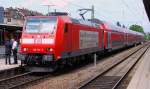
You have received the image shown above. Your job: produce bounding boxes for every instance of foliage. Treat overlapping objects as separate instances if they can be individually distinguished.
[145,33,150,40]
[129,25,144,33]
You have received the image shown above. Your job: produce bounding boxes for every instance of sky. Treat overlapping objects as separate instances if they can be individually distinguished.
[0,0,150,32]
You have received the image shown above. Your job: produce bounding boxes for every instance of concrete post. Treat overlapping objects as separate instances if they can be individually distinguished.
[94,53,97,67]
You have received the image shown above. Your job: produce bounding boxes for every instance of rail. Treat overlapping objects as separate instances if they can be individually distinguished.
[77,43,150,89]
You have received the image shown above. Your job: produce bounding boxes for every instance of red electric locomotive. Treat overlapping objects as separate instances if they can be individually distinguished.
[18,15,144,72]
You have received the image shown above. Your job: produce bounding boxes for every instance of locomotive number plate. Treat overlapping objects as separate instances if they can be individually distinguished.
[34,39,42,44]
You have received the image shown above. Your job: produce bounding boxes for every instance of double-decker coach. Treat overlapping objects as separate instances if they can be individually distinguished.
[102,22,126,51]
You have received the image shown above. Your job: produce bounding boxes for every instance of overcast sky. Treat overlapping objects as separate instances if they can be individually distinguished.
[0,0,150,32]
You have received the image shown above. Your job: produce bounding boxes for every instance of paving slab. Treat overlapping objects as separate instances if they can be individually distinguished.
[127,48,150,89]
[0,57,21,71]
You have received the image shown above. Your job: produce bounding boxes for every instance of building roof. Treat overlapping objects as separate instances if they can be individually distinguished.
[5,7,43,20]
[0,24,22,32]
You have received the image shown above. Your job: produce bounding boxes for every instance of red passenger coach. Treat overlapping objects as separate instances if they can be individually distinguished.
[136,32,144,44]
[18,16,104,72]
[126,29,144,46]
[102,22,126,51]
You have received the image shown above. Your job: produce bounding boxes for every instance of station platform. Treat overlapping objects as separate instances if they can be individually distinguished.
[127,47,150,89]
[0,57,21,71]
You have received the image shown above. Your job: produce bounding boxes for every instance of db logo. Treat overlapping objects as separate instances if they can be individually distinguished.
[34,39,42,44]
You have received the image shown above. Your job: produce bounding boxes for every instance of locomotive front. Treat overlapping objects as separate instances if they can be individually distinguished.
[18,16,59,72]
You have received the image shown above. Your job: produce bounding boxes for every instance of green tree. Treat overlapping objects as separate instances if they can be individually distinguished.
[129,25,144,33]
[145,33,150,40]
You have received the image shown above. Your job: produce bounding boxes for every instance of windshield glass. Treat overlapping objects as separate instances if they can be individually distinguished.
[25,17,57,33]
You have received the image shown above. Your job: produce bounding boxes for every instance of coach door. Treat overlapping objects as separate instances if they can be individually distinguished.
[107,32,111,49]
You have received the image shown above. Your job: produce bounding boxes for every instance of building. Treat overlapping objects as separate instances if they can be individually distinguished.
[0,7,43,45]
[4,7,24,26]
[0,7,4,23]
[0,7,5,45]
[4,7,43,26]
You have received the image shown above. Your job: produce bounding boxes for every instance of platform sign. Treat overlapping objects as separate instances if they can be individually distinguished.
[0,7,4,23]
[80,30,98,49]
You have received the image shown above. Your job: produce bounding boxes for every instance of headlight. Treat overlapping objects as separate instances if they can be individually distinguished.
[46,48,53,52]
[50,48,53,51]
[23,48,28,51]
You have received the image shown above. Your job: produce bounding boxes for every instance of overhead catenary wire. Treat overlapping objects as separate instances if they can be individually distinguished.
[134,0,148,21]
[60,0,146,27]
[120,0,144,24]
[61,0,117,21]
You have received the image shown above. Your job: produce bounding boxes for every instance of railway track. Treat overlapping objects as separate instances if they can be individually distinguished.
[0,43,148,89]
[0,71,52,89]
[77,43,150,89]
[0,67,26,80]
[0,65,51,89]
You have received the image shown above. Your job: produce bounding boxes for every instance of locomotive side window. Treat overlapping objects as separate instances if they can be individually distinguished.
[64,23,68,33]
[25,17,57,34]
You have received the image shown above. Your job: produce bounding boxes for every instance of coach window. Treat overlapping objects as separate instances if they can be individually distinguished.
[7,18,11,22]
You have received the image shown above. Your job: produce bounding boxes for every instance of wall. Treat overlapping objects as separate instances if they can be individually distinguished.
[4,18,24,26]
[0,7,4,23]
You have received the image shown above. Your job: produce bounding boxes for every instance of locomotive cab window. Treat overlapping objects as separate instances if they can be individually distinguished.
[25,17,57,34]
